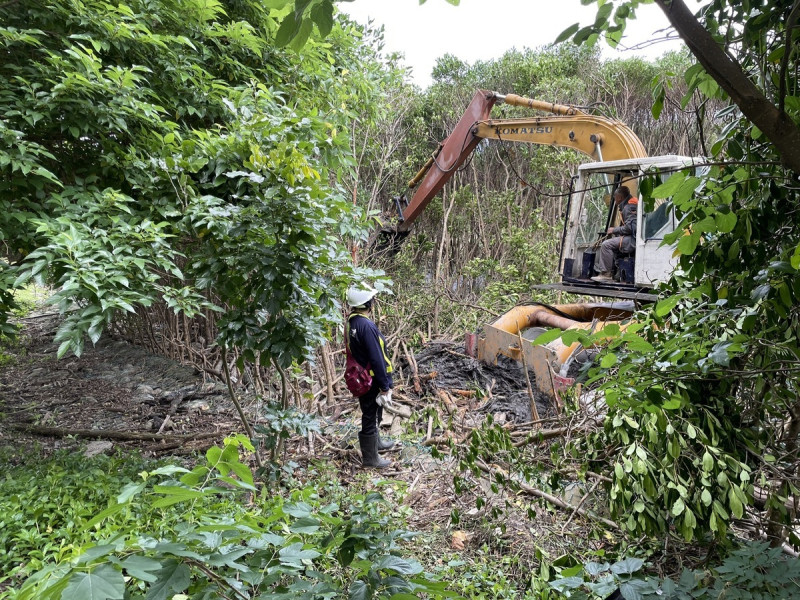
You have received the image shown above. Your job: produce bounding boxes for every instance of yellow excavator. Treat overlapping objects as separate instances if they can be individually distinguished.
[390,89,702,402]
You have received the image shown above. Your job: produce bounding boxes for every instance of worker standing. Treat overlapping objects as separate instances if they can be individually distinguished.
[592,185,638,282]
[346,285,395,469]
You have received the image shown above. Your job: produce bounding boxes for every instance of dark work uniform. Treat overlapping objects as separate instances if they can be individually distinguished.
[347,312,393,436]
[596,196,638,274]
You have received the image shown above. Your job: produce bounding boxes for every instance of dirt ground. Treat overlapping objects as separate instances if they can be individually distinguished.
[0,309,239,456]
[0,308,610,571]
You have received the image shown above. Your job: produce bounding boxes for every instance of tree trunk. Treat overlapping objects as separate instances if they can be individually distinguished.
[655,0,800,173]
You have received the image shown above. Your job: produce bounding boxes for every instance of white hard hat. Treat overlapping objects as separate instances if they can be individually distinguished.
[346,285,379,308]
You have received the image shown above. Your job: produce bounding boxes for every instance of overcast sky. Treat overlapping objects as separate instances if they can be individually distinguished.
[339,0,686,88]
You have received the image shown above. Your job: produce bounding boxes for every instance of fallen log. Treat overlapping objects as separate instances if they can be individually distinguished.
[436,389,457,415]
[9,423,224,442]
[385,402,412,419]
[511,426,578,447]
[423,425,573,449]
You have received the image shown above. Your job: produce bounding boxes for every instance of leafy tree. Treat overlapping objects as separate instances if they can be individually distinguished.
[559,0,800,546]
[1,1,388,368]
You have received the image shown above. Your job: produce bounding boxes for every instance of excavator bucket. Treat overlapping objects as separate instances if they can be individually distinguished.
[476,302,635,403]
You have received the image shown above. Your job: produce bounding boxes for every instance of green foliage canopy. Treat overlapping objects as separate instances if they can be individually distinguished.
[1,0,387,364]
[561,0,800,546]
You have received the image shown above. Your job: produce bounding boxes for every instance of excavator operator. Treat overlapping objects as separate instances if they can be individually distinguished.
[591,185,638,283]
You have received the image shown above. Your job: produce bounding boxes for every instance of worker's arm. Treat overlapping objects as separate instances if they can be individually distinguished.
[361,324,393,391]
[611,202,637,237]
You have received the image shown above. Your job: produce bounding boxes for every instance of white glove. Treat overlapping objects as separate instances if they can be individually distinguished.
[375,389,393,409]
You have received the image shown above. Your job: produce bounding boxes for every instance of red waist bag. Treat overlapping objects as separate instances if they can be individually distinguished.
[344,346,372,397]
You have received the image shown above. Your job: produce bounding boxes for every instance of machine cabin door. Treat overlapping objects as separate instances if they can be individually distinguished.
[634,197,677,286]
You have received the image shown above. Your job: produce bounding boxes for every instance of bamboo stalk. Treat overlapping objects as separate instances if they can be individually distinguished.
[402,341,422,394]
[320,343,336,415]
[476,461,619,530]
[517,326,540,422]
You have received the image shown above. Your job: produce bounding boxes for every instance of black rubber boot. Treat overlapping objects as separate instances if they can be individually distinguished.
[377,434,395,452]
[376,411,395,451]
[359,433,390,468]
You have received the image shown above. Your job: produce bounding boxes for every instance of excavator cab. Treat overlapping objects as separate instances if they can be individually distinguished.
[477,155,703,404]
[549,155,701,301]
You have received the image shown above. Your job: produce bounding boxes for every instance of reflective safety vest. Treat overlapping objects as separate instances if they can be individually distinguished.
[347,313,393,390]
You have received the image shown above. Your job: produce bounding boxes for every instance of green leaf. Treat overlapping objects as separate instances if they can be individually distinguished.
[206,445,222,466]
[349,580,369,600]
[610,557,644,575]
[715,210,737,233]
[728,487,744,518]
[708,342,731,367]
[672,497,685,516]
[290,517,321,534]
[310,2,334,37]
[278,542,321,566]
[145,560,190,600]
[149,465,190,476]
[676,231,701,255]
[791,243,800,269]
[151,486,205,507]
[62,565,125,600]
[619,579,653,600]
[83,502,127,530]
[288,17,313,51]
[122,556,163,583]
[555,23,580,43]
[585,561,611,576]
[600,353,618,368]
[550,577,586,592]
[375,555,423,575]
[654,295,679,317]
[560,329,586,345]
[283,502,313,518]
[274,12,298,47]
[531,328,562,346]
[117,482,145,503]
[652,172,688,198]
[651,80,665,120]
[702,451,714,472]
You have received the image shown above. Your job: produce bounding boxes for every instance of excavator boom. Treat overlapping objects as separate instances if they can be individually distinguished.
[474,115,646,162]
[396,90,497,232]
[395,89,646,233]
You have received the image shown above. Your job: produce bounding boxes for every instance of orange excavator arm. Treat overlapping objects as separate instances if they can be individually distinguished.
[394,89,647,233]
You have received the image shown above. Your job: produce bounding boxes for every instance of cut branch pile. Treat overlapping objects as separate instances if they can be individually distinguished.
[405,341,551,423]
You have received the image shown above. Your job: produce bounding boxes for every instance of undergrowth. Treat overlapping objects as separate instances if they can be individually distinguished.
[0,285,46,365]
[0,446,176,594]
[0,438,461,600]
[2,439,797,600]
